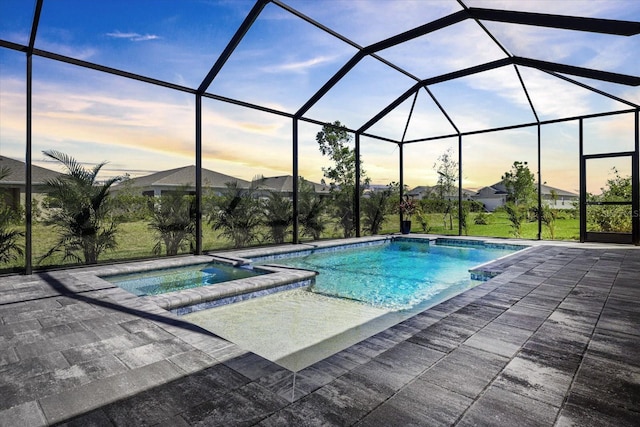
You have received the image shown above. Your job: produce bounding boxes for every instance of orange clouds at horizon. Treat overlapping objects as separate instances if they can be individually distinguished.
[1,75,636,191]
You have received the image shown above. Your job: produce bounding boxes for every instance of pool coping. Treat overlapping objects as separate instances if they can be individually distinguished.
[83,255,317,313]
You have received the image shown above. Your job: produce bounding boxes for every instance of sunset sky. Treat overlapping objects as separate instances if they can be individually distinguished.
[1,0,639,193]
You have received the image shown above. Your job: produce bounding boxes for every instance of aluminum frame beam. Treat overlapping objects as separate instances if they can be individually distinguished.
[513,57,640,86]
[468,7,640,36]
[198,0,269,93]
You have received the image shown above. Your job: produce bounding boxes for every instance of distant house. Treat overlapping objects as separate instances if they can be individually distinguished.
[473,183,509,212]
[540,184,579,209]
[113,165,251,197]
[253,175,330,198]
[407,185,475,201]
[0,155,62,210]
[407,186,435,200]
[113,169,330,201]
[472,181,578,212]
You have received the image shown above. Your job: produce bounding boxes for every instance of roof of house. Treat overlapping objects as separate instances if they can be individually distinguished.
[407,186,434,196]
[408,185,475,197]
[476,181,578,197]
[116,165,251,189]
[475,182,509,196]
[0,155,62,185]
[540,184,578,197]
[255,175,330,194]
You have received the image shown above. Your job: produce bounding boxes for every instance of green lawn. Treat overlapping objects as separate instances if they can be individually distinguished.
[1,212,580,273]
[380,212,580,241]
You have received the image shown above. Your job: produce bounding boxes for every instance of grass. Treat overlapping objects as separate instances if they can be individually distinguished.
[380,212,580,241]
[1,212,580,273]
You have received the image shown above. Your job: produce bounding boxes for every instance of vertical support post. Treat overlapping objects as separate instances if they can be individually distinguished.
[24,0,42,274]
[194,94,203,255]
[458,134,463,236]
[292,118,299,244]
[354,132,361,237]
[579,119,586,243]
[633,110,639,245]
[399,143,404,226]
[537,123,542,240]
[25,54,33,274]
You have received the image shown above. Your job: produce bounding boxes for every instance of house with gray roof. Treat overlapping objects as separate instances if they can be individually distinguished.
[0,155,62,211]
[113,165,251,197]
[473,181,578,212]
[253,175,330,197]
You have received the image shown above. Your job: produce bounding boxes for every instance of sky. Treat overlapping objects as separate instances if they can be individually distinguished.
[1,0,639,193]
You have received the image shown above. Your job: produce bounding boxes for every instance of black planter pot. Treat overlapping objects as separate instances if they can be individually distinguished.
[401,220,412,234]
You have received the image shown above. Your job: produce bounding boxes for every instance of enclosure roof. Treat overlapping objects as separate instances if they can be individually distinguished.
[1,0,638,142]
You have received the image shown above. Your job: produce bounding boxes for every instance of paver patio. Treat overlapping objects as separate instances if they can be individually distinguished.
[1,239,639,426]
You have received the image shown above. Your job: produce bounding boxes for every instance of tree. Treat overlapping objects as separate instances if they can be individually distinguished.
[502,161,536,207]
[148,189,195,256]
[587,167,632,232]
[316,121,369,237]
[0,166,24,264]
[208,181,261,248]
[434,148,458,230]
[500,161,536,237]
[298,179,326,240]
[39,150,121,264]
[262,190,293,244]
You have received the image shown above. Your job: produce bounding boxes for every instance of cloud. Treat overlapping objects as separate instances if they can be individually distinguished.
[261,55,337,74]
[106,31,160,42]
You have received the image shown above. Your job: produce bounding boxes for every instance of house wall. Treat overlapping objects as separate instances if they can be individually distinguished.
[475,196,506,212]
[544,196,578,210]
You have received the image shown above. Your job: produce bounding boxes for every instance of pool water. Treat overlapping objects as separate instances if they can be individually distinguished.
[105,262,265,296]
[260,240,517,310]
[183,239,523,371]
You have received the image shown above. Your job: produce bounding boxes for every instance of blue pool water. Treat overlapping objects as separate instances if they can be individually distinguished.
[105,262,265,296]
[262,240,520,310]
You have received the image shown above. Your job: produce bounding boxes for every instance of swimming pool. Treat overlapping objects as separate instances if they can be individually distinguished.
[104,262,266,296]
[255,239,518,310]
[183,237,526,371]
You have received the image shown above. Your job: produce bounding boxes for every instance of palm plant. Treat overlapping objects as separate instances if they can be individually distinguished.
[331,185,359,238]
[503,202,525,238]
[0,167,24,264]
[362,188,391,235]
[262,190,292,244]
[298,179,326,240]
[148,189,195,256]
[39,150,121,265]
[208,182,261,248]
[538,205,557,239]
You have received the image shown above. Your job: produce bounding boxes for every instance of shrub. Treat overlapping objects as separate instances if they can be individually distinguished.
[503,202,526,238]
[474,211,489,225]
[148,190,195,256]
[262,191,293,244]
[415,210,430,233]
[208,182,261,248]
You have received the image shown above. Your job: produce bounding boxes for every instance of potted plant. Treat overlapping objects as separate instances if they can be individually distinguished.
[399,195,417,234]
